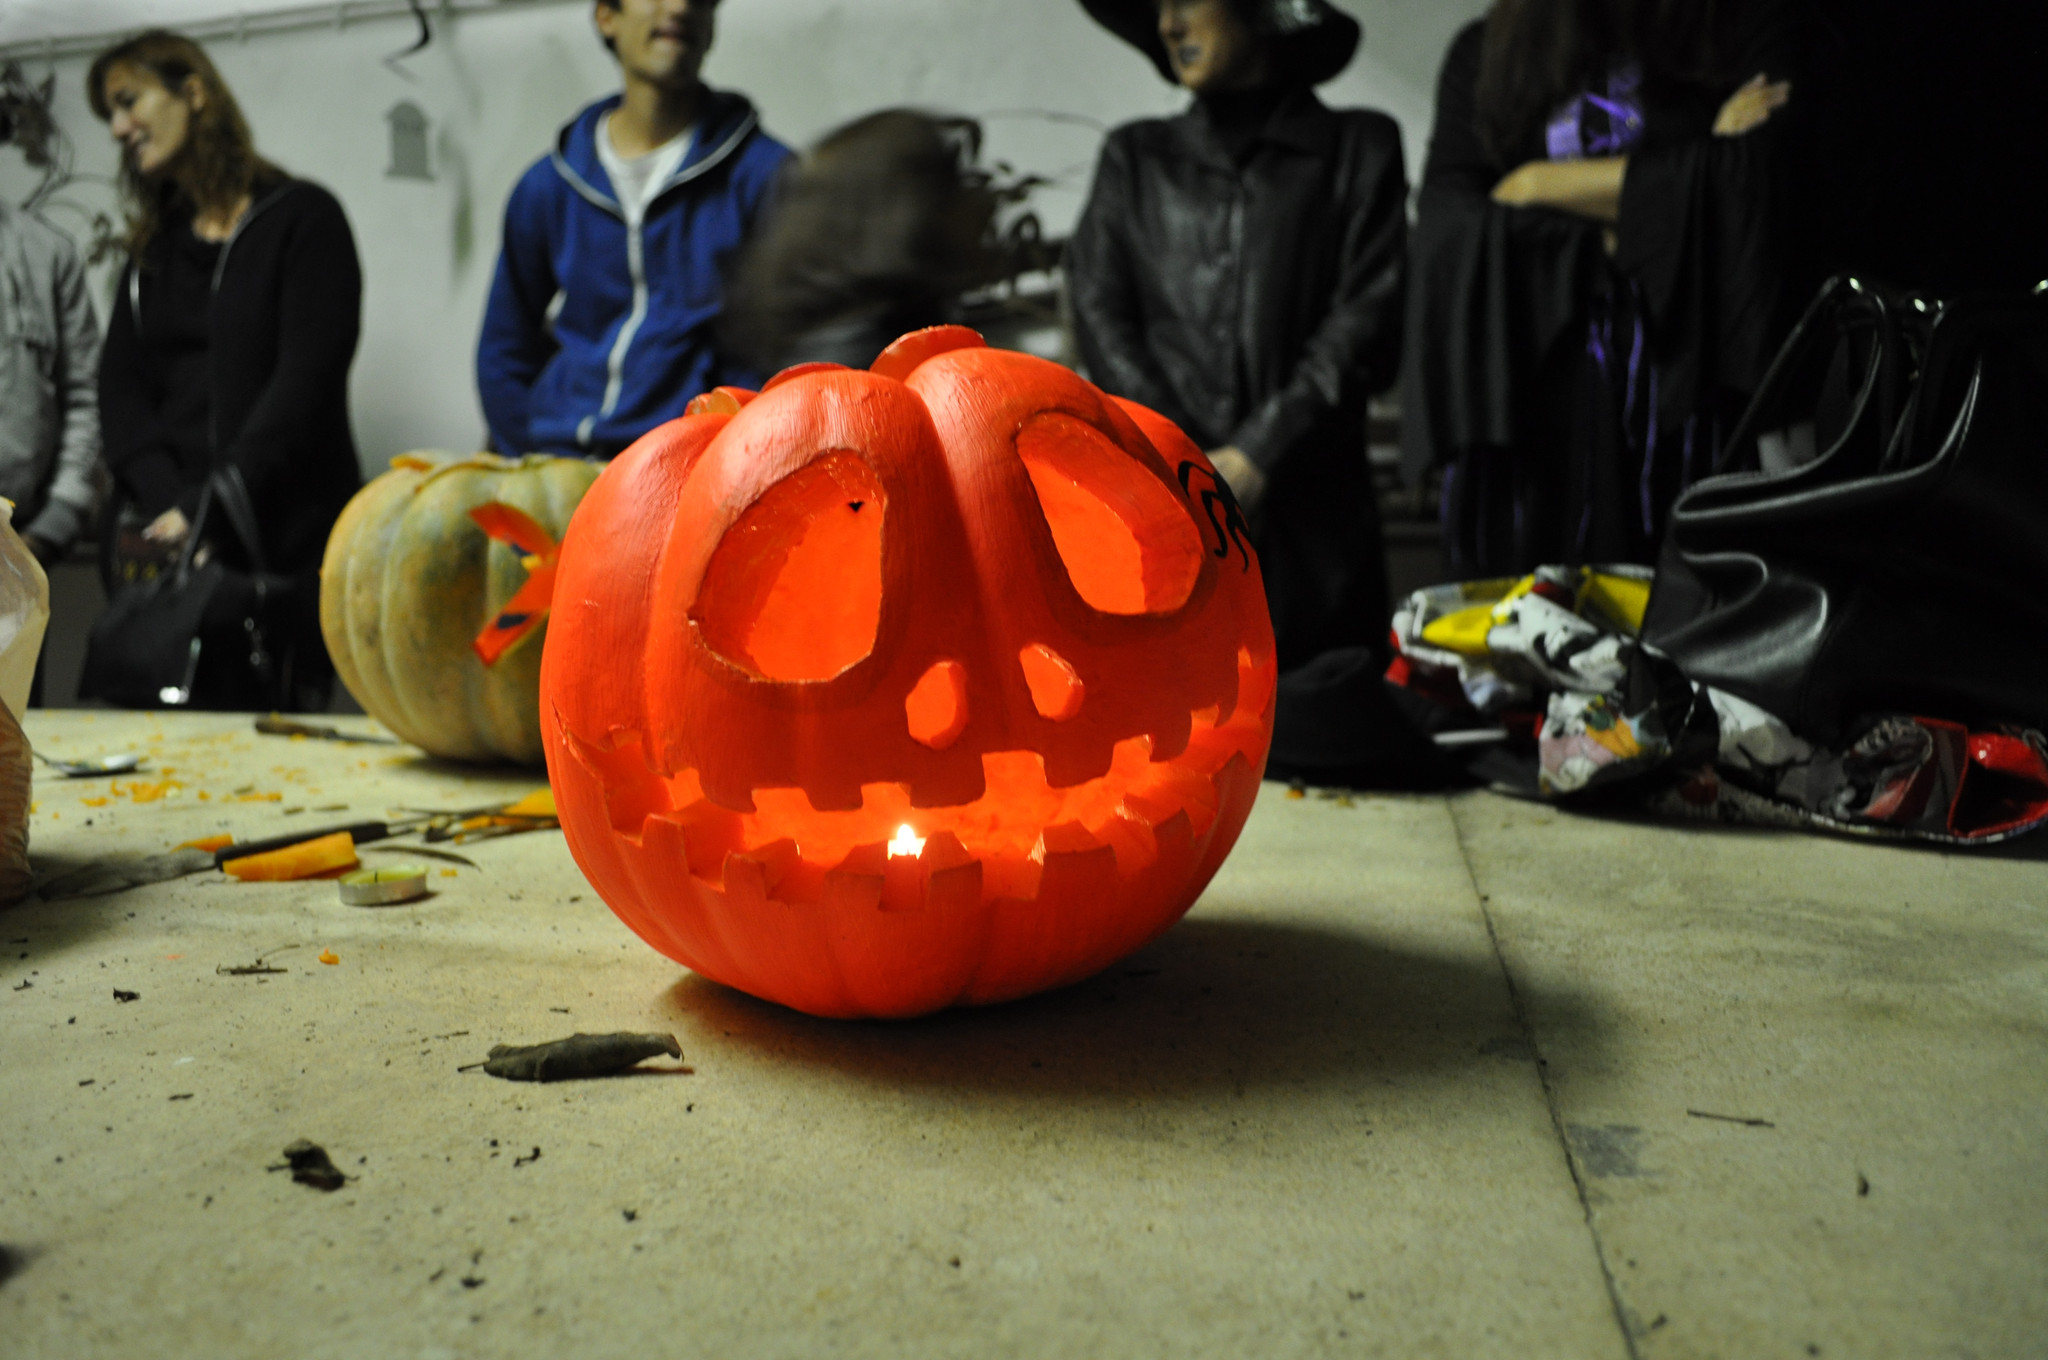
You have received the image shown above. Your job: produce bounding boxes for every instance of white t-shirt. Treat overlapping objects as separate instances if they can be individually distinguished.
[596,113,694,227]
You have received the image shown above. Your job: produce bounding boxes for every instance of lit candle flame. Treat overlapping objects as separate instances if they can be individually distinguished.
[887,823,925,858]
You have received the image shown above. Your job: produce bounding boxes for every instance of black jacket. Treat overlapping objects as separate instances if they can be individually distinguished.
[100,175,362,573]
[1403,10,1801,488]
[1068,88,1407,669]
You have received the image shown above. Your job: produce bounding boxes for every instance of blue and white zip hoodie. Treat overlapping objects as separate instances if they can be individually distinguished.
[477,89,790,457]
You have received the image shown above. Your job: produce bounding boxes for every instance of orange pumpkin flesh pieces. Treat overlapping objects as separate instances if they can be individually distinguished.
[223,831,361,881]
[540,328,1277,1019]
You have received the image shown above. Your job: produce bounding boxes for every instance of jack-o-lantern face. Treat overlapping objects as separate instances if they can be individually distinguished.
[540,327,1276,1018]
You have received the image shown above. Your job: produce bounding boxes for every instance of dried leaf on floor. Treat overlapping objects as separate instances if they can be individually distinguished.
[269,1139,347,1191]
[463,1032,683,1082]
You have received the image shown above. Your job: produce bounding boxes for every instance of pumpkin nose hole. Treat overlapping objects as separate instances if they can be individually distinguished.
[1017,412,1201,616]
[906,659,969,750]
[1019,643,1084,722]
[692,450,883,682]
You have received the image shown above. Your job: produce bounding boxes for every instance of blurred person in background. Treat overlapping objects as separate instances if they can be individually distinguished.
[3,61,100,590]
[0,199,99,577]
[89,29,361,709]
[1066,0,1406,677]
[1402,0,1797,576]
[477,0,790,459]
[722,109,1001,374]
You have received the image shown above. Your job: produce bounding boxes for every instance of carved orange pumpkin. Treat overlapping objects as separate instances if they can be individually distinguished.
[539,328,1276,1018]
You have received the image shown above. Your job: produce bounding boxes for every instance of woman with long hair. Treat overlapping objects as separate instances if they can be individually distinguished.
[1402,0,1799,575]
[87,30,361,709]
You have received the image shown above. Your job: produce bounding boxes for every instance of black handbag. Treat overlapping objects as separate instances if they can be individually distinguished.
[80,469,300,710]
[1642,277,2048,744]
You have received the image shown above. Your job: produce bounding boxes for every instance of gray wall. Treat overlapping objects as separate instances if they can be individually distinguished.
[0,0,1484,476]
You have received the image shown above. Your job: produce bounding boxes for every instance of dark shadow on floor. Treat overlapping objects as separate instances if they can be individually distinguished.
[375,753,548,787]
[5,855,242,960]
[660,913,1605,1101]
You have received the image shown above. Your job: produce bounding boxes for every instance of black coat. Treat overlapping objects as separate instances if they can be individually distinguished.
[100,175,362,574]
[1068,88,1407,671]
[1401,9,1800,571]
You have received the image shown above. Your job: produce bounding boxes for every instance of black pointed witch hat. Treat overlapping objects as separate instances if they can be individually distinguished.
[1078,0,1362,87]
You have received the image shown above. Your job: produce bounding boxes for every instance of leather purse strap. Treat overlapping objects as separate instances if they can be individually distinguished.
[1714,275,1892,475]
[207,466,273,577]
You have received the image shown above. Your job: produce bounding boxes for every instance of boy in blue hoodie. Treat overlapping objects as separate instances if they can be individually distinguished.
[477,0,791,458]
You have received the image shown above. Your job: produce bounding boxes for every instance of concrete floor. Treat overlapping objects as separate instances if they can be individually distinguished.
[3,711,2044,1359]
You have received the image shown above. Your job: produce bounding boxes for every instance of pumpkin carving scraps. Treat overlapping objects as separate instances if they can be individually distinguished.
[540,327,1277,1019]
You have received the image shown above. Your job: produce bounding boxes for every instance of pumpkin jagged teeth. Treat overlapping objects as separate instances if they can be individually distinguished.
[594,687,1258,911]
[1115,789,1188,832]
[728,838,799,894]
[1096,808,1161,873]
[1035,820,1106,860]
[1148,806,1198,878]
[557,723,672,837]
[719,850,774,909]
[578,746,1220,992]
[830,842,890,877]
[1144,706,1196,763]
[639,802,742,882]
[1017,831,1122,927]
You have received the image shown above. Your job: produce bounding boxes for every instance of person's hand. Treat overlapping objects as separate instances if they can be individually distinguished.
[1207,446,1267,513]
[1492,157,1626,221]
[1714,73,1790,137]
[142,507,191,544]
[1490,161,1545,207]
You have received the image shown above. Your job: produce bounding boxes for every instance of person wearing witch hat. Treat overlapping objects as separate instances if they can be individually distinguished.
[1067,0,1405,679]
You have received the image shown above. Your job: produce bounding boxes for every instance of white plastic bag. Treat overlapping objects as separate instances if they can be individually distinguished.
[0,500,51,903]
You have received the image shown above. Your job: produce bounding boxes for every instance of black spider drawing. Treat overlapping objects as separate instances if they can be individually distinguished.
[1177,459,1254,571]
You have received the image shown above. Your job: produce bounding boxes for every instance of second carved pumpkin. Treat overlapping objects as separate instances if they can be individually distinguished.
[320,453,598,764]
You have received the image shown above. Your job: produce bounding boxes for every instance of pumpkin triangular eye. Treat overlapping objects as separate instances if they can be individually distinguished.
[691,450,884,681]
[1016,413,1201,616]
